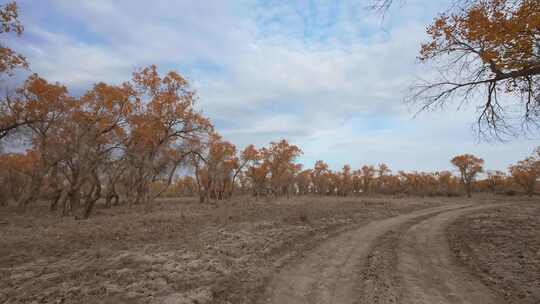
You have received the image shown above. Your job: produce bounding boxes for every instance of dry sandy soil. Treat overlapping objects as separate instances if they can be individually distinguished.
[262,198,536,304]
[448,202,540,304]
[0,195,536,304]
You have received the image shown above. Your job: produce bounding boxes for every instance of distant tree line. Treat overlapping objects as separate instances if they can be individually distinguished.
[160,148,540,200]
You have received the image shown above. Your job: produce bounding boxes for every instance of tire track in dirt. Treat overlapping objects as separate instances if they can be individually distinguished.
[396,204,508,304]
[355,212,443,304]
[262,204,469,304]
[356,203,512,304]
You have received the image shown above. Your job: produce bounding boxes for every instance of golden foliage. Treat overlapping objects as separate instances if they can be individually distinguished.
[0,2,27,75]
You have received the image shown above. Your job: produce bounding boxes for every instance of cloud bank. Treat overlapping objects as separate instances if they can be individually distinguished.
[9,0,538,172]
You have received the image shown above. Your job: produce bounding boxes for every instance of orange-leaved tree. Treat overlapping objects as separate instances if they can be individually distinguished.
[57,82,133,218]
[485,170,508,193]
[262,139,303,198]
[358,165,376,195]
[0,150,41,206]
[0,1,27,75]
[245,147,269,197]
[191,132,238,203]
[124,65,212,206]
[337,164,353,196]
[311,160,330,195]
[229,144,259,197]
[411,0,540,137]
[0,1,29,142]
[451,154,484,197]
[375,163,392,193]
[295,168,312,195]
[509,149,540,196]
[9,74,73,212]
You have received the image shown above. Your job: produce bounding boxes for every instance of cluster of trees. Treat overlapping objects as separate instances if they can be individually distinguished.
[0,2,306,217]
[1,1,539,219]
[187,136,303,203]
[159,148,540,200]
[508,147,540,196]
[1,4,216,218]
[0,67,213,218]
[2,114,538,218]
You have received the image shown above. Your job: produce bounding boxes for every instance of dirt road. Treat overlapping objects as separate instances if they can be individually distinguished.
[263,203,507,304]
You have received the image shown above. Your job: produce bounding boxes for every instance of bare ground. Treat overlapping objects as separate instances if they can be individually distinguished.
[447,202,540,304]
[262,205,465,303]
[1,195,535,304]
[262,197,536,304]
[1,196,447,304]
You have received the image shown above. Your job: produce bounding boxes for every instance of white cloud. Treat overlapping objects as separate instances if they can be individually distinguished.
[9,0,538,172]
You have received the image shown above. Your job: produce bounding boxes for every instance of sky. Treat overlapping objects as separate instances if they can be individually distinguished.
[5,0,539,172]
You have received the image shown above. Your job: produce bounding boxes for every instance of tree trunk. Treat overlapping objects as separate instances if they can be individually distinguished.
[69,190,80,213]
[112,193,119,205]
[16,194,32,214]
[16,175,42,214]
[104,188,119,208]
[61,194,70,216]
[82,190,100,219]
[49,189,65,212]
[105,194,111,208]
[79,173,102,219]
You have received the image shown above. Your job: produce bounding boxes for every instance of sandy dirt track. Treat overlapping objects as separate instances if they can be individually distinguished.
[263,203,509,304]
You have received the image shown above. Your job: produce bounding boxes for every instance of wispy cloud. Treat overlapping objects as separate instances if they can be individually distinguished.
[9,0,537,171]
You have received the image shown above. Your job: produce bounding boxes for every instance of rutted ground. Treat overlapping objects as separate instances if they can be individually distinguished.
[448,203,540,304]
[2,196,534,304]
[0,196,447,304]
[263,204,466,304]
[396,204,505,304]
[263,198,533,304]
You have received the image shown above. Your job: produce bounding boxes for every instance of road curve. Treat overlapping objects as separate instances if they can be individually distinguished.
[262,203,507,304]
[262,204,466,304]
[398,205,505,304]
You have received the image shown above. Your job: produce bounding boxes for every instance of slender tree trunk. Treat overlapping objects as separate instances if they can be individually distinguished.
[16,175,42,214]
[49,189,65,212]
[105,193,112,208]
[68,190,80,213]
[104,188,118,209]
[68,184,83,215]
[81,180,101,219]
[61,193,70,216]
[70,171,101,219]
